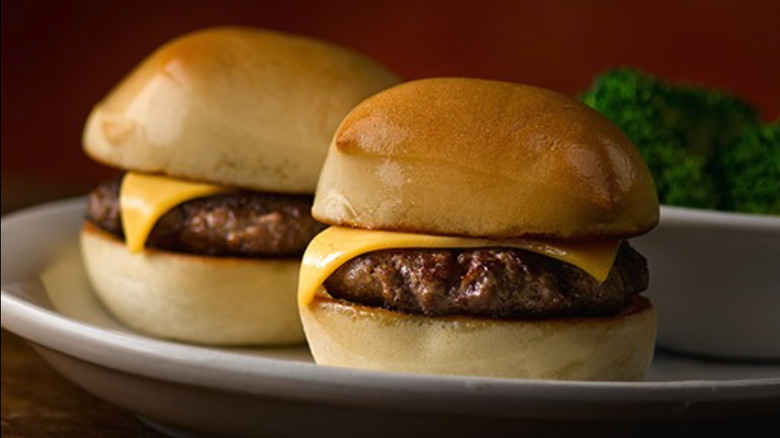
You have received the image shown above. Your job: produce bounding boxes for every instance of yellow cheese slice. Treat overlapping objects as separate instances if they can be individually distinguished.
[299,226,620,306]
[119,172,230,253]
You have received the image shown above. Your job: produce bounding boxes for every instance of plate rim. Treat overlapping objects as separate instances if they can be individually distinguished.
[660,205,780,232]
[2,198,780,421]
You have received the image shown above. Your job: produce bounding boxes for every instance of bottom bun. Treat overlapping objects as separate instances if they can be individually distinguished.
[80,223,304,346]
[301,291,656,381]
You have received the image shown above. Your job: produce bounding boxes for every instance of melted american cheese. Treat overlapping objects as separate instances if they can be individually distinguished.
[298,226,620,306]
[119,172,230,252]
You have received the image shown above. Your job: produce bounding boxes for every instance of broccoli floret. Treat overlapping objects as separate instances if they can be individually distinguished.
[657,83,759,157]
[712,121,780,214]
[581,69,716,207]
[642,140,717,208]
[580,68,762,210]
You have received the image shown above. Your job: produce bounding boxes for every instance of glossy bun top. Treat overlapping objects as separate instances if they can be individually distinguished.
[313,78,659,239]
[83,27,400,193]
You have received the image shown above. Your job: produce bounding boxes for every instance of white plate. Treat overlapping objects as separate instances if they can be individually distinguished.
[632,206,780,360]
[2,199,779,438]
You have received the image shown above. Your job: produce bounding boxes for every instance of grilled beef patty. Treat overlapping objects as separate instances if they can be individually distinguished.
[324,242,648,318]
[85,175,326,257]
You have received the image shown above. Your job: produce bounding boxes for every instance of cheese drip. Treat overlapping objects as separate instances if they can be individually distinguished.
[119,172,230,252]
[298,226,620,306]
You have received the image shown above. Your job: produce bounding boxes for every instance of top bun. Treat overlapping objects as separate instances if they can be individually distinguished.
[313,78,659,239]
[83,27,400,193]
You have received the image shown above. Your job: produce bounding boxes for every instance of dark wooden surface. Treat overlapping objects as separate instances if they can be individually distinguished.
[0,329,165,438]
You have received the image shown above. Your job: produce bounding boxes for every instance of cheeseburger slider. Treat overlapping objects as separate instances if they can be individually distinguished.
[80,27,399,345]
[299,78,659,380]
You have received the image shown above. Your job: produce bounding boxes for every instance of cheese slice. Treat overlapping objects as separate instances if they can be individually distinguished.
[119,172,230,253]
[299,226,620,306]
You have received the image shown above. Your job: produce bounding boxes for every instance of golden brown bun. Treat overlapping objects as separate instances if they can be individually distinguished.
[83,27,400,194]
[313,78,659,239]
[301,291,656,380]
[80,223,304,346]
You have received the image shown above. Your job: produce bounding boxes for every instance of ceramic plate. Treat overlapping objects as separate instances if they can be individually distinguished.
[2,199,779,438]
[632,206,780,360]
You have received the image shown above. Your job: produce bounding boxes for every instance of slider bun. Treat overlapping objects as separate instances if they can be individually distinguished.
[313,78,659,239]
[83,26,399,194]
[301,292,657,380]
[80,223,304,345]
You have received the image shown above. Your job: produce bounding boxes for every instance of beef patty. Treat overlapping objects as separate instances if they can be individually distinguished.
[86,175,326,257]
[324,242,648,318]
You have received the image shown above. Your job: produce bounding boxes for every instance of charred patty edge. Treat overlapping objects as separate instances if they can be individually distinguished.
[323,242,648,319]
[85,175,326,257]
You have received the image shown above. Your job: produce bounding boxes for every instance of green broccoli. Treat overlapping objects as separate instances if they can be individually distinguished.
[712,120,780,214]
[655,81,759,157]
[580,68,768,212]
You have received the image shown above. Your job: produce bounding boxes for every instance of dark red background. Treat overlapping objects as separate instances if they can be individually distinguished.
[2,0,779,207]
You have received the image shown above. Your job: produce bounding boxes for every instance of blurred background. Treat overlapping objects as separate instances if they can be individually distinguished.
[2,0,779,214]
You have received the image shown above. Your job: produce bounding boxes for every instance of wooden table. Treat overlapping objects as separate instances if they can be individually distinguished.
[1,329,165,438]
